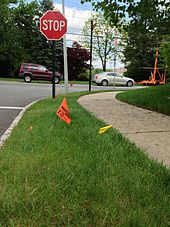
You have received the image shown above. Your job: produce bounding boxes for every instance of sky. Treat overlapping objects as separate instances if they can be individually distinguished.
[53,0,93,47]
[27,0,124,69]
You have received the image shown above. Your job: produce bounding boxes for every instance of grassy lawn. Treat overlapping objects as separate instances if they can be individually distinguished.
[116,84,170,115]
[0,92,170,226]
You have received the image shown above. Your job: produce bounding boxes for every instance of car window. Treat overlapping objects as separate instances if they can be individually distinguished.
[115,73,122,77]
[107,73,114,76]
[30,65,38,71]
[22,64,29,70]
[38,66,48,72]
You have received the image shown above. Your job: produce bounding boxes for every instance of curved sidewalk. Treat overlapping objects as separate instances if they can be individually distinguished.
[78,92,170,167]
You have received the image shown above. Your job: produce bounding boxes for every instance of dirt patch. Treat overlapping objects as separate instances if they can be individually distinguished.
[78,92,170,168]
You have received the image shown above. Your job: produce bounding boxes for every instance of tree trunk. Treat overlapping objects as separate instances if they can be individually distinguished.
[103,38,107,71]
[103,60,106,71]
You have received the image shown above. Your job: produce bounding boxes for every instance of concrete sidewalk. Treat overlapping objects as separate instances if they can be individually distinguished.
[78,92,170,167]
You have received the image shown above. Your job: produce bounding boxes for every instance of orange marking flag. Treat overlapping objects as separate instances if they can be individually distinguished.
[56,97,71,124]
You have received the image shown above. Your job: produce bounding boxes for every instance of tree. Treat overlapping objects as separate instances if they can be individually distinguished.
[67,42,90,80]
[14,0,63,73]
[0,0,24,77]
[0,0,42,77]
[0,0,64,77]
[123,0,170,81]
[81,13,119,71]
[160,36,170,78]
[12,0,40,64]
[81,0,170,81]
[40,0,53,13]
[81,0,169,26]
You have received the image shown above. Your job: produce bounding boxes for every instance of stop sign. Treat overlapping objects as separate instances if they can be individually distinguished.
[40,10,67,40]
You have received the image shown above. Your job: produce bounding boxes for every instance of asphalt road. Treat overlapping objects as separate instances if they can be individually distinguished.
[0,80,143,138]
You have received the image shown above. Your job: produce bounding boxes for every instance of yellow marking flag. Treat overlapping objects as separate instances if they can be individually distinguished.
[99,125,112,134]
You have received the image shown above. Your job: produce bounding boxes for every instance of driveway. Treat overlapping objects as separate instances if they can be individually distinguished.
[78,92,170,167]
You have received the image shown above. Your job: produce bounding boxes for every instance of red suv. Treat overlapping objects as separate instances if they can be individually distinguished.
[18,63,63,84]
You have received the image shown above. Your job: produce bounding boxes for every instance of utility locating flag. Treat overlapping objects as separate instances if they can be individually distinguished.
[56,97,71,124]
[99,125,112,134]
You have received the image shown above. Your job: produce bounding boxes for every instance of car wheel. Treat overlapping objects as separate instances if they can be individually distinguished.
[126,80,133,87]
[55,76,60,84]
[24,74,32,83]
[101,80,108,86]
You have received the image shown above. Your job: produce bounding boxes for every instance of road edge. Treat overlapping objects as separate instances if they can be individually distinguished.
[0,99,41,148]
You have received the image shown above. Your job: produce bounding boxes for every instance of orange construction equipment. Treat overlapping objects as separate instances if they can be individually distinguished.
[139,48,166,86]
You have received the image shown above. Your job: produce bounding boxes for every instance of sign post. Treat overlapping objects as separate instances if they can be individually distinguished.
[40,10,67,98]
[52,40,55,98]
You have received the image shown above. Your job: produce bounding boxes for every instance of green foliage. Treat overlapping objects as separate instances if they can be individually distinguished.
[0,0,24,76]
[123,0,170,81]
[160,36,170,78]
[91,68,103,76]
[11,0,41,69]
[77,72,89,81]
[123,63,149,82]
[40,0,54,13]
[77,68,103,81]
[81,0,170,82]
[81,0,169,28]
[81,0,135,26]
[0,0,63,77]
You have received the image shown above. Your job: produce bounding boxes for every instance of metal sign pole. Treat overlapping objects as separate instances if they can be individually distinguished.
[89,20,93,92]
[52,40,55,98]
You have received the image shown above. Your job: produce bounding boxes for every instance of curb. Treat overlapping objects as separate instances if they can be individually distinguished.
[0,99,40,148]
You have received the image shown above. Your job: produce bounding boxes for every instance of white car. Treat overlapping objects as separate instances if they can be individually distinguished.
[92,72,135,87]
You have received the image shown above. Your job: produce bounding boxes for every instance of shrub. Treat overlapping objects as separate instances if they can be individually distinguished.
[77,72,89,81]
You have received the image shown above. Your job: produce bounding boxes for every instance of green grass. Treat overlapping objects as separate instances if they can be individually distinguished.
[0,92,170,226]
[116,84,170,115]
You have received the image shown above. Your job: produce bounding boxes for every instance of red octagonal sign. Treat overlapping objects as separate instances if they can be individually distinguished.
[40,10,67,40]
